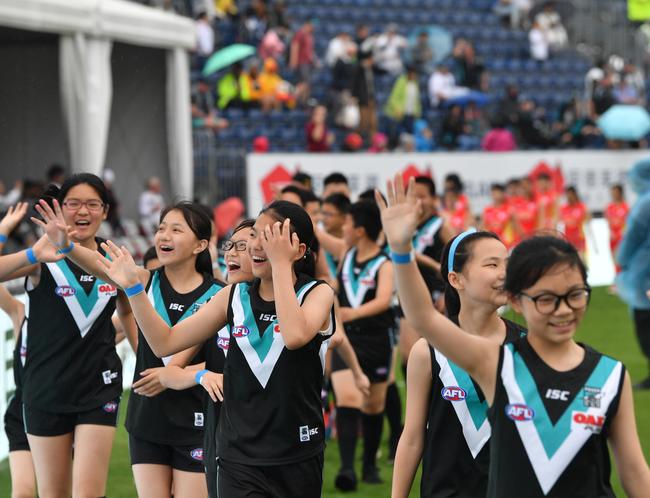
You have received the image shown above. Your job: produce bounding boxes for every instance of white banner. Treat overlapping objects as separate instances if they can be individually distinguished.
[246,150,648,216]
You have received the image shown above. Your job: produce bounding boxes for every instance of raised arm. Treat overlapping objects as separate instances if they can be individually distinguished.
[376,175,499,402]
[0,284,25,337]
[264,219,335,350]
[98,240,230,357]
[0,202,28,252]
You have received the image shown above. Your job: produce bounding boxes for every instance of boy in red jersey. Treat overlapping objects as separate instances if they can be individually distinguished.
[482,184,516,248]
[511,178,538,243]
[560,186,591,258]
[605,184,629,271]
[535,173,559,231]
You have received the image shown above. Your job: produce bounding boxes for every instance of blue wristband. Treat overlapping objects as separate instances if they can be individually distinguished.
[390,248,414,265]
[124,282,144,297]
[195,369,209,385]
[26,247,38,265]
[58,241,75,254]
[0,234,7,243]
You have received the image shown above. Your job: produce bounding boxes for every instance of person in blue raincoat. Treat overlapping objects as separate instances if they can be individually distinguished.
[616,157,650,389]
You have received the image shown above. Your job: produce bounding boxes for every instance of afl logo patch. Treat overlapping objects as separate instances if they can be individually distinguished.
[102,401,118,413]
[506,403,535,421]
[55,285,76,297]
[217,337,230,350]
[190,448,203,461]
[233,325,250,338]
[441,386,467,402]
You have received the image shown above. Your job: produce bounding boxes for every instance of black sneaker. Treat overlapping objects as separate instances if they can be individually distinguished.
[362,465,383,484]
[633,377,650,390]
[335,469,357,492]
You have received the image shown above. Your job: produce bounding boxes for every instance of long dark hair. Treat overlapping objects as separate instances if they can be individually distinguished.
[505,236,587,297]
[159,202,213,276]
[58,173,109,206]
[440,231,500,317]
[260,200,317,277]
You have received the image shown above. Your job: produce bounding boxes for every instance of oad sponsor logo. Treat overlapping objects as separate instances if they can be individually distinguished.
[571,411,605,433]
[233,325,250,337]
[55,285,76,297]
[103,401,118,413]
[217,337,230,350]
[359,278,376,286]
[190,448,204,461]
[506,403,535,421]
[441,386,467,402]
[98,284,118,297]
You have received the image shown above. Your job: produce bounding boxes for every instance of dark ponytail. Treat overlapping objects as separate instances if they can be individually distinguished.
[440,231,500,317]
[260,200,317,277]
[160,202,213,276]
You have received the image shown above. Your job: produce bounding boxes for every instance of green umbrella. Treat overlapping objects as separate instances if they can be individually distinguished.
[202,44,257,76]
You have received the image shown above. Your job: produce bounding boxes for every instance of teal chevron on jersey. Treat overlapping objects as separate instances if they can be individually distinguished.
[413,215,443,253]
[341,248,387,308]
[448,359,488,430]
[238,284,277,363]
[55,260,102,315]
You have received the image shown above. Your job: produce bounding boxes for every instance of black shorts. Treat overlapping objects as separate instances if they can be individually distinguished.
[216,453,324,498]
[331,327,394,383]
[23,397,121,437]
[128,434,205,473]
[4,394,29,452]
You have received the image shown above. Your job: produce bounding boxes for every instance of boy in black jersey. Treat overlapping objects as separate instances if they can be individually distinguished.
[331,200,394,488]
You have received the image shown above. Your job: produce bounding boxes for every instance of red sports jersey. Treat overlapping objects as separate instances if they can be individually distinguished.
[605,201,629,247]
[536,191,558,230]
[511,197,538,240]
[560,202,588,251]
[483,204,515,248]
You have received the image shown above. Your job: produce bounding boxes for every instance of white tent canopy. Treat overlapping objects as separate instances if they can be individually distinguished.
[0,0,196,211]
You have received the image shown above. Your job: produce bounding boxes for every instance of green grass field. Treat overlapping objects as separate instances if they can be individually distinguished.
[2,288,649,497]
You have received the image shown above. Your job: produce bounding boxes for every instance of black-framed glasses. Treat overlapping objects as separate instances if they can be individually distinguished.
[62,199,105,212]
[221,240,247,252]
[520,287,591,315]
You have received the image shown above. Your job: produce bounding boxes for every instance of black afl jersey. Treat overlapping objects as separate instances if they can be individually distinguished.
[22,252,122,413]
[217,274,335,465]
[421,318,526,498]
[338,248,393,331]
[414,215,446,293]
[487,337,625,497]
[125,269,222,445]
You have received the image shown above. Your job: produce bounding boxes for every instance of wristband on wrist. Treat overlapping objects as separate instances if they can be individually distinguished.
[124,282,144,297]
[58,241,75,254]
[195,369,209,385]
[26,247,38,265]
[390,248,414,265]
[0,234,7,243]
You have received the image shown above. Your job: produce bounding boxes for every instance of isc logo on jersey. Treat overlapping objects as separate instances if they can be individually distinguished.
[190,448,204,461]
[169,303,185,311]
[217,337,230,350]
[571,411,605,433]
[506,403,535,421]
[55,285,76,297]
[98,284,118,297]
[233,325,250,337]
[299,425,319,442]
[441,386,467,402]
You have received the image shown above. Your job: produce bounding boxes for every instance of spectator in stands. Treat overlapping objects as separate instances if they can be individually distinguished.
[268,0,290,30]
[322,172,351,198]
[102,168,124,236]
[482,113,516,151]
[614,78,642,105]
[373,23,408,75]
[192,78,229,131]
[352,54,378,138]
[355,24,375,60]
[215,0,238,19]
[529,21,549,62]
[139,176,165,236]
[326,32,357,68]
[439,105,467,150]
[244,59,263,105]
[463,102,488,141]
[258,58,283,112]
[368,132,388,153]
[427,64,468,107]
[534,1,568,52]
[47,163,66,188]
[306,105,333,152]
[584,58,607,102]
[623,62,646,104]
[290,20,317,106]
[241,0,268,45]
[259,28,287,61]
[554,98,602,149]
[590,75,616,118]
[516,98,556,148]
[414,119,435,152]
[195,11,214,68]
[493,0,532,29]
[384,66,421,145]
[397,132,416,152]
[500,83,520,126]
[0,179,22,211]
[343,132,364,152]
[451,39,485,90]
[217,63,251,109]
[410,30,434,75]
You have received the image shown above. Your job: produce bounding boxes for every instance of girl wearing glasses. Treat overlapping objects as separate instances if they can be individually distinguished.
[35,199,226,498]
[392,229,526,498]
[0,174,128,498]
[378,175,650,497]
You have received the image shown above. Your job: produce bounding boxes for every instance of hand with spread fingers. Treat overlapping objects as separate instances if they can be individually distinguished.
[31,234,66,263]
[32,199,72,249]
[0,202,29,237]
[261,218,302,267]
[375,174,422,253]
[97,240,141,289]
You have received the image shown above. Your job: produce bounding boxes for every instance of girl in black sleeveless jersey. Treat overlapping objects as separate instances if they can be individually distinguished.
[37,200,221,498]
[0,202,37,498]
[393,230,526,497]
[99,201,336,498]
[378,175,650,498]
[0,175,128,498]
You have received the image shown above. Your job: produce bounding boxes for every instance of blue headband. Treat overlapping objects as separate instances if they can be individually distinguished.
[447,228,477,272]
